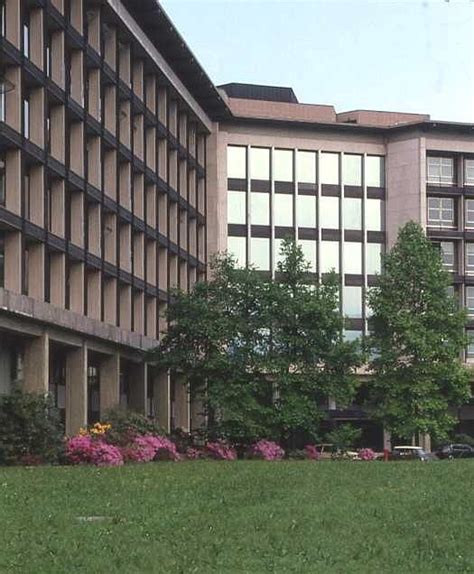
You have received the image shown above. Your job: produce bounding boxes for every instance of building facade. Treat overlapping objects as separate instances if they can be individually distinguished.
[0,2,473,445]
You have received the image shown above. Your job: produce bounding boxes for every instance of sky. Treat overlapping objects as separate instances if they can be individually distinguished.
[160,0,474,122]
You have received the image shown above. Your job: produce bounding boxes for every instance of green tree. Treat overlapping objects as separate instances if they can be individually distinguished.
[366,221,471,443]
[151,239,362,447]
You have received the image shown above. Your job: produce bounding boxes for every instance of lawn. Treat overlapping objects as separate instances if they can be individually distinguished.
[1,460,473,574]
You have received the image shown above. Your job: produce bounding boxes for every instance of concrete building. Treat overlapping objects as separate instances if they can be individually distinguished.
[0,3,472,445]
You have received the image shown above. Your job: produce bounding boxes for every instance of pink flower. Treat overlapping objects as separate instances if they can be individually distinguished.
[122,435,180,462]
[66,435,123,467]
[185,447,203,460]
[206,440,237,460]
[358,448,376,461]
[249,440,285,461]
[304,445,321,460]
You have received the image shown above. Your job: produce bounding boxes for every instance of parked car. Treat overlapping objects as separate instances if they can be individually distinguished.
[435,443,474,459]
[390,446,436,462]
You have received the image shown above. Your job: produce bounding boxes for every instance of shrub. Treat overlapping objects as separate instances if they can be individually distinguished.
[66,435,123,467]
[185,447,204,460]
[325,424,362,451]
[206,440,237,460]
[358,448,376,461]
[249,440,284,461]
[453,433,474,448]
[304,444,321,460]
[101,408,165,446]
[0,391,64,466]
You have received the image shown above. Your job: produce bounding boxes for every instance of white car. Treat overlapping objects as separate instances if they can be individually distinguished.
[391,445,435,461]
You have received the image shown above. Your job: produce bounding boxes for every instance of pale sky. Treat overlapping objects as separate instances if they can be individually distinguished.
[160,0,474,123]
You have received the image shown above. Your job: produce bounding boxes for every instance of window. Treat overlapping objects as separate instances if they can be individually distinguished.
[228,236,246,268]
[427,157,454,185]
[366,243,382,275]
[297,195,316,228]
[274,149,293,182]
[0,231,4,287]
[46,35,52,78]
[274,194,293,227]
[24,170,31,220]
[0,157,4,205]
[343,154,362,186]
[320,196,339,229]
[465,159,474,186]
[297,151,316,183]
[320,152,339,185]
[466,287,474,315]
[343,242,362,275]
[366,156,385,187]
[467,330,474,358]
[466,244,474,273]
[466,199,474,228]
[344,330,362,342]
[343,197,362,230]
[227,146,246,179]
[23,20,30,58]
[87,364,100,425]
[23,98,30,139]
[320,241,340,273]
[366,199,383,231]
[228,191,246,225]
[433,241,455,270]
[343,286,362,318]
[0,90,4,122]
[250,147,270,180]
[250,192,270,225]
[250,237,270,270]
[299,240,316,272]
[427,197,454,228]
[0,2,5,37]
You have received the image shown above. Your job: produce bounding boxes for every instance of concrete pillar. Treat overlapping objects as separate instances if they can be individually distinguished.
[383,429,392,451]
[66,344,87,435]
[27,244,45,301]
[100,352,120,417]
[174,376,190,432]
[154,370,170,433]
[4,231,22,293]
[420,433,431,452]
[23,334,49,394]
[128,362,147,414]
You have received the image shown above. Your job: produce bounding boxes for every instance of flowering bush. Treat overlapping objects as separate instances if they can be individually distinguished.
[79,422,111,437]
[206,440,237,460]
[249,440,284,461]
[358,448,376,461]
[304,444,321,460]
[66,435,123,467]
[151,436,180,461]
[185,447,204,460]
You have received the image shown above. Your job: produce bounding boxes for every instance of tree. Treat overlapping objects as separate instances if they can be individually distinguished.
[150,239,362,447]
[366,221,471,443]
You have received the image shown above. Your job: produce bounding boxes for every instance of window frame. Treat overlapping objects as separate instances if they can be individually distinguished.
[427,156,455,186]
[427,196,455,228]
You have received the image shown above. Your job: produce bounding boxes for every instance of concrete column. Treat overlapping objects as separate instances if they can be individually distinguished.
[27,244,45,301]
[87,270,101,321]
[174,376,190,432]
[23,334,49,394]
[383,429,392,451]
[5,149,21,215]
[420,433,431,452]
[100,352,120,417]
[154,370,170,433]
[69,262,85,314]
[4,232,22,293]
[5,0,21,49]
[50,253,65,308]
[103,278,117,326]
[66,344,87,435]
[128,362,147,414]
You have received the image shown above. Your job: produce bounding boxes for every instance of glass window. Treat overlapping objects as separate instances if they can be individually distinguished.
[467,331,474,358]
[23,22,29,58]
[433,241,455,270]
[227,191,246,225]
[250,237,270,270]
[297,195,316,228]
[250,147,270,180]
[366,243,382,275]
[23,98,29,139]
[466,287,474,315]
[343,197,362,230]
[0,231,4,288]
[299,240,316,272]
[274,149,293,182]
[427,157,454,185]
[320,196,339,229]
[250,192,270,226]
[466,199,474,227]
[0,158,4,205]
[297,151,316,183]
[0,2,5,37]
[343,286,362,318]
[320,241,340,273]
[0,91,4,122]
[465,159,474,186]
[466,244,474,273]
[320,152,339,185]
[274,194,293,227]
[227,146,246,179]
[344,330,362,342]
[366,199,383,231]
[366,156,385,187]
[344,242,362,275]
[427,197,454,227]
[343,154,362,186]
[227,236,246,268]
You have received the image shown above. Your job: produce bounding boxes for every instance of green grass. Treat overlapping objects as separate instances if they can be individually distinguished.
[1,461,473,573]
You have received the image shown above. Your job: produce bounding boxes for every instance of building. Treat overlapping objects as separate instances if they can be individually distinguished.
[0,2,473,445]
[208,83,474,445]
[0,0,229,434]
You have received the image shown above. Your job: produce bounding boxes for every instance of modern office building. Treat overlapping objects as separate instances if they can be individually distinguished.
[0,2,473,444]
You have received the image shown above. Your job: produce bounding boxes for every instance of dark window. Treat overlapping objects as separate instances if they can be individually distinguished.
[49,351,66,427]
[87,364,100,425]
[0,231,4,288]
[0,157,5,205]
